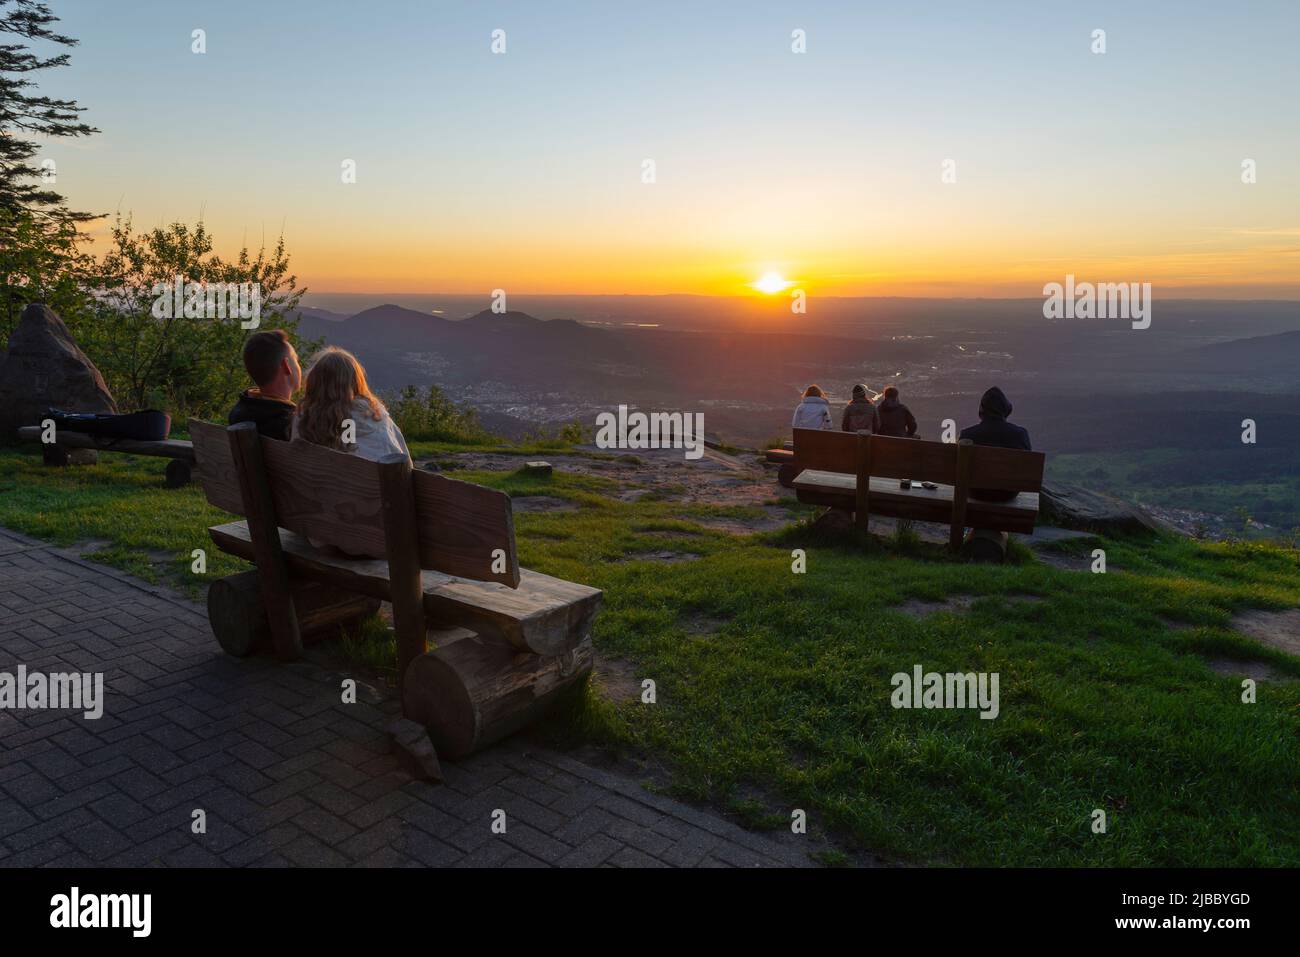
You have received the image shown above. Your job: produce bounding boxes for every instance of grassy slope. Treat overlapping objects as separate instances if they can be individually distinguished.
[2,445,1298,866]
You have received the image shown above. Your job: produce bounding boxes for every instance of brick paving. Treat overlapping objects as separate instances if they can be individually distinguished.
[0,527,812,868]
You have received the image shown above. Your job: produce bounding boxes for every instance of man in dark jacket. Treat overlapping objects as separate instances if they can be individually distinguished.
[228,329,301,440]
[875,386,918,437]
[841,383,878,433]
[959,386,1031,501]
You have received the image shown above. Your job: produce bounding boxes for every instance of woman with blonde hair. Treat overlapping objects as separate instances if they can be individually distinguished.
[791,384,833,431]
[292,347,410,461]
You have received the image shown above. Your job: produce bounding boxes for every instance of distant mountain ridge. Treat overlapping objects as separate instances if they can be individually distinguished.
[1181,329,1300,373]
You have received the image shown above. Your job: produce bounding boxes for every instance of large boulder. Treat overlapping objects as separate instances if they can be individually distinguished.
[1039,482,1166,537]
[0,303,116,442]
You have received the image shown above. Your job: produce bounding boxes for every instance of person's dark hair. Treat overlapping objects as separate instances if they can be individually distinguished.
[978,386,1013,420]
[242,329,291,387]
[883,386,900,399]
[802,384,824,398]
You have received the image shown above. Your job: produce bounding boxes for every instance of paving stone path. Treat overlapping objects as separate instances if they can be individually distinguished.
[0,527,811,868]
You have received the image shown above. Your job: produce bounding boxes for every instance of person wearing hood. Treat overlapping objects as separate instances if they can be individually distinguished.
[841,383,878,433]
[959,386,1032,501]
[875,386,918,438]
[792,385,833,430]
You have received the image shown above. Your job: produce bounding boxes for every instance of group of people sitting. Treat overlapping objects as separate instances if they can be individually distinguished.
[227,329,410,462]
[794,383,921,438]
[792,382,1030,452]
[792,382,1032,501]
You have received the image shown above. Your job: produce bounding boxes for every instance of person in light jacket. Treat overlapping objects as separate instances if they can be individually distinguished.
[292,347,410,462]
[792,384,833,431]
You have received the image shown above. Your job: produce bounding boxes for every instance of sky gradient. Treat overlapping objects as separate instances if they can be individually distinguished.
[30,0,1300,298]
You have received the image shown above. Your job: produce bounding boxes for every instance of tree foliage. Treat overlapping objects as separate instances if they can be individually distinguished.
[0,0,98,220]
[82,216,315,416]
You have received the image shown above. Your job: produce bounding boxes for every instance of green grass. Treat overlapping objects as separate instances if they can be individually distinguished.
[3,445,1299,866]
[0,448,249,593]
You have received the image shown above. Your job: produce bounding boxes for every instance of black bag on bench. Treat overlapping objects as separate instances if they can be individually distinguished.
[45,408,172,442]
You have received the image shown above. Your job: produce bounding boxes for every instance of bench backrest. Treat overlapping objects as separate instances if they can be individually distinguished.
[189,419,520,587]
[967,443,1045,493]
[791,428,857,473]
[792,428,1045,492]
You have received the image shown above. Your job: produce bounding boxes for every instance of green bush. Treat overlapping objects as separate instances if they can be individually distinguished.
[384,383,491,444]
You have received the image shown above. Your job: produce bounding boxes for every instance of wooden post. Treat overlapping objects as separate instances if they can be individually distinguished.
[227,422,302,660]
[854,431,872,531]
[950,438,974,552]
[377,452,427,696]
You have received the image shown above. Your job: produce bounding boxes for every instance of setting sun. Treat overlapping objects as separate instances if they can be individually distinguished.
[753,272,793,295]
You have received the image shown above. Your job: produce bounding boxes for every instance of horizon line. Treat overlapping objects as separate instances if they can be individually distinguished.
[301,292,1300,304]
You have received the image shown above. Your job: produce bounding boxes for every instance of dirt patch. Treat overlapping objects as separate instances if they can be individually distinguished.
[894,593,1042,619]
[1006,592,1047,605]
[511,495,580,514]
[1205,657,1284,682]
[1034,550,1095,572]
[635,526,706,539]
[1231,608,1300,657]
[692,506,792,536]
[429,446,787,510]
[895,595,975,618]
[680,612,726,639]
[591,652,641,703]
[616,550,702,564]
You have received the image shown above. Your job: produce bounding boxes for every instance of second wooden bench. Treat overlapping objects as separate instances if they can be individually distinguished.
[790,428,1045,551]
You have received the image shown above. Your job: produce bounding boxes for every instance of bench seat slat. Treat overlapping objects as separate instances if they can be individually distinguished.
[792,469,1039,533]
[208,520,600,657]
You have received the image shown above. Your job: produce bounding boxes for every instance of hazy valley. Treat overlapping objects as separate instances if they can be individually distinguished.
[295,296,1300,536]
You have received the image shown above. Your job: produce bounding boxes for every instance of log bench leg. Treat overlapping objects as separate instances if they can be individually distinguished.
[165,458,193,488]
[964,529,1009,563]
[403,630,594,759]
[207,570,381,658]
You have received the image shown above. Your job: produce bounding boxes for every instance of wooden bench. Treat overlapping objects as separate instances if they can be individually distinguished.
[16,425,196,487]
[790,428,1044,552]
[188,419,602,759]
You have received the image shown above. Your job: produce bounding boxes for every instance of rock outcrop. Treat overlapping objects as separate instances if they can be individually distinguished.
[0,303,116,442]
[1039,482,1166,537]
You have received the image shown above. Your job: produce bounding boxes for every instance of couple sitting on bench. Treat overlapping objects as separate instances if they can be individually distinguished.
[192,332,602,760]
[227,329,409,462]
